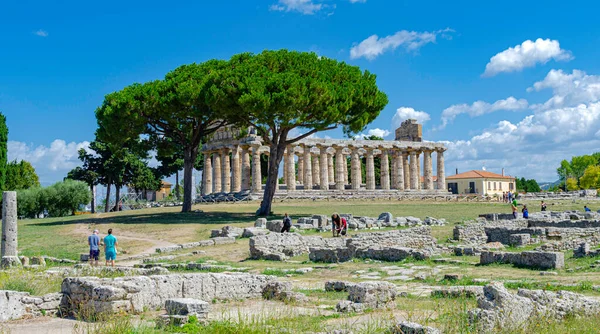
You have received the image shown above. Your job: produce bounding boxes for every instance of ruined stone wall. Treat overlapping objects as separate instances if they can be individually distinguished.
[480,251,564,269]
[394,119,422,142]
[0,290,62,321]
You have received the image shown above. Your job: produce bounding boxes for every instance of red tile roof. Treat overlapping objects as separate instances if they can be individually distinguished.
[446,170,515,180]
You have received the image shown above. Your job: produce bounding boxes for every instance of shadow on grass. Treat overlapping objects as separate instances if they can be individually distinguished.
[29,211,258,227]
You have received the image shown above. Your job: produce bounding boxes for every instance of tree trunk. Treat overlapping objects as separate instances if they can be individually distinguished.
[114,185,121,212]
[257,139,287,216]
[104,179,112,213]
[182,146,198,212]
[90,185,95,214]
[175,171,180,200]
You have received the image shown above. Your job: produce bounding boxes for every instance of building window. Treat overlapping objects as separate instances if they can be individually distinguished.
[499,182,502,190]
[509,182,514,190]
[494,182,497,190]
[488,182,491,190]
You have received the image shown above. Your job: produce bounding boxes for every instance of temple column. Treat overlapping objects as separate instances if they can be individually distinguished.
[390,151,397,189]
[221,149,231,193]
[397,152,405,191]
[328,152,334,185]
[303,146,312,190]
[231,146,241,192]
[380,149,390,190]
[312,153,320,187]
[402,152,410,188]
[366,148,376,190]
[350,147,361,190]
[241,147,251,191]
[423,149,433,190]
[251,146,261,192]
[410,151,418,190]
[202,152,213,195]
[343,151,348,186]
[437,149,446,191]
[213,153,222,193]
[334,146,345,191]
[297,154,304,185]
[287,146,296,192]
[319,146,329,190]
[416,151,421,190]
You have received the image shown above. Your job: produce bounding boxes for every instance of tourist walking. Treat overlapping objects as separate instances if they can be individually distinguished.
[281,213,292,233]
[103,228,118,267]
[507,191,512,203]
[87,229,100,267]
[541,201,547,211]
[511,200,518,219]
[522,205,529,219]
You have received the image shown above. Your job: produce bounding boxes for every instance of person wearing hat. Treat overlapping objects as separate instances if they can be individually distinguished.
[87,229,100,267]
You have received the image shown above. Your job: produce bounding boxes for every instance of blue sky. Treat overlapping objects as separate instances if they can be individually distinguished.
[2,0,600,185]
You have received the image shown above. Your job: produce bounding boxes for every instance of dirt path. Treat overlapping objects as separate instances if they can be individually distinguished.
[71,224,177,266]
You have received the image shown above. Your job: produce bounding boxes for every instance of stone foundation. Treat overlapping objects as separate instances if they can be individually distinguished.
[479,251,564,269]
[0,291,62,321]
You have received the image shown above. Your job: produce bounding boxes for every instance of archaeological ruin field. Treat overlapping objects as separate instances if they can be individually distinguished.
[3,198,600,333]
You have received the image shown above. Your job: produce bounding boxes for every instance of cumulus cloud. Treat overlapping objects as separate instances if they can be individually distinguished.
[391,107,431,130]
[528,69,600,110]
[350,28,453,60]
[439,97,529,129]
[482,38,573,77]
[34,29,48,37]
[8,139,90,186]
[270,0,324,14]
[354,128,391,140]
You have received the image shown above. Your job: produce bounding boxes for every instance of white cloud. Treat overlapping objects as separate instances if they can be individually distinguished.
[270,0,324,14]
[528,69,600,110]
[391,107,431,129]
[444,101,600,181]
[350,28,453,60]
[483,38,572,77]
[439,97,529,129]
[34,29,48,37]
[354,128,390,140]
[8,139,90,186]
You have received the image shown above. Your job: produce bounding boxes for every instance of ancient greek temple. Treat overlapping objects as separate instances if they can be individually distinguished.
[200,120,448,197]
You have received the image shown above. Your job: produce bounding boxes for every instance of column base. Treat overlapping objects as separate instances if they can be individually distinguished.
[1,256,22,269]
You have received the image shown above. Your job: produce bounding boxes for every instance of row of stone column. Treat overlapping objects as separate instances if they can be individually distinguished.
[202,145,445,194]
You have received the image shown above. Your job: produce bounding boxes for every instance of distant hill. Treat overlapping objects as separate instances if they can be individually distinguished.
[539,180,561,191]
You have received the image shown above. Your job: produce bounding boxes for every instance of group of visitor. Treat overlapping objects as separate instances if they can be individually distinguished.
[87,229,118,267]
[280,212,348,237]
[502,191,515,203]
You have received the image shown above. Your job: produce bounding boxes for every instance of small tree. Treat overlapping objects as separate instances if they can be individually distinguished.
[222,50,388,215]
[580,165,600,189]
[566,177,579,191]
[5,160,40,190]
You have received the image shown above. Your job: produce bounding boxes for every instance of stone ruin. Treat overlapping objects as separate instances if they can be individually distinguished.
[333,281,398,313]
[468,282,600,332]
[1,191,21,268]
[249,226,443,263]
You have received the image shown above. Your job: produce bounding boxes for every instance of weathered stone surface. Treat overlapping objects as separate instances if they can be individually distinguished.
[312,215,329,227]
[390,321,441,334]
[431,286,483,299]
[266,220,284,232]
[156,245,183,253]
[212,237,236,245]
[424,217,446,226]
[325,281,357,292]
[255,218,267,228]
[61,273,273,318]
[242,227,269,238]
[468,282,600,332]
[347,281,397,307]
[1,256,21,268]
[0,291,63,321]
[508,234,530,247]
[335,300,365,313]
[309,247,354,263]
[0,290,28,321]
[249,233,344,261]
[378,212,393,223]
[211,226,244,238]
[165,298,210,317]
[480,251,564,269]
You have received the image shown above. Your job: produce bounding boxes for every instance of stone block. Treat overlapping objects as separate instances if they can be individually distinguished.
[309,247,354,263]
[378,212,393,223]
[165,298,209,317]
[312,215,328,227]
[19,256,29,266]
[325,281,357,292]
[266,220,284,232]
[262,282,293,300]
[80,254,89,262]
[0,290,29,321]
[391,321,442,334]
[242,228,269,238]
[347,282,397,307]
[335,300,365,313]
[480,251,564,270]
[212,237,236,245]
[1,256,22,268]
[509,234,531,247]
[255,218,267,228]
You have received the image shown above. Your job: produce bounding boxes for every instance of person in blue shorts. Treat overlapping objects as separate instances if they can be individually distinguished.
[87,229,100,267]
[102,228,118,267]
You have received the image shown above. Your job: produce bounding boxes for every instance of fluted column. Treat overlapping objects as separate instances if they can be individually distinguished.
[366,148,376,190]
[437,149,446,191]
[251,146,261,193]
[221,149,231,193]
[380,149,390,190]
[351,147,361,190]
[312,153,320,187]
[319,146,329,190]
[334,146,344,190]
[343,152,349,186]
[213,153,222,193]
[423,149,433,190]
[202,152,212,195]
[231,146,241,192]
[390,151,397,189]
[328,152,334,185]
[402,152,410,188]
[287,146,296,192]
[297,155,304,185]
[303,146,312,190]
[397,152,405,191]
[241,147,251,191]
[410,151,418,190]
[416,152,421,190]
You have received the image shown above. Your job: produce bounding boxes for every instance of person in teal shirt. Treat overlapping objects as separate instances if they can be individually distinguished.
[102,228,118,267]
